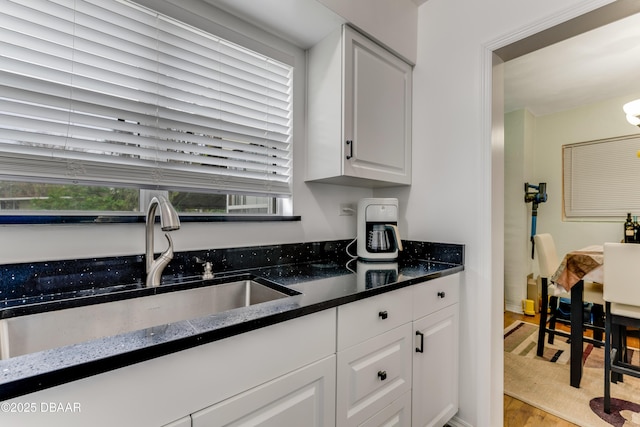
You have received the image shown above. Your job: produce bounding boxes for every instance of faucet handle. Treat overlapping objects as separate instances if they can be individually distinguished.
[145,233,174,288]
[193,257,214,279]
[161,233,174,258]
[202,262,214,280]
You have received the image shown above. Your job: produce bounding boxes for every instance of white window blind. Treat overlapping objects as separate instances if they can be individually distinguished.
[0,0,292,197]
[563,135,640,218]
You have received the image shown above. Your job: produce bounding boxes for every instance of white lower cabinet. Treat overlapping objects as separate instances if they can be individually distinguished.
[336,323,412,427]
[412,283,460,427]
[191,355,336,427]
[164,275,459,427]
[335,273,460,427]
[3,309,336,427]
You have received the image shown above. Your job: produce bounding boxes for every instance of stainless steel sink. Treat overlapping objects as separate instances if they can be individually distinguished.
[0,279,296,359]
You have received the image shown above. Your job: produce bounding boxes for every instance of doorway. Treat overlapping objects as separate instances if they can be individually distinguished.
[492,0,640,424]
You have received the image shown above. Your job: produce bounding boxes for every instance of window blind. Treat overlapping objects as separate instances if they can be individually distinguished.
[0,0,292,197]
[563,135,640,218]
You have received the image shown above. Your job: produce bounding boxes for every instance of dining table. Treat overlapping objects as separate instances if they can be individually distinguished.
[550,245,604,388]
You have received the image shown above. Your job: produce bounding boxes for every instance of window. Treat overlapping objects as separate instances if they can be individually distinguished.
[0,0,293,217]
[0,182,276,214]
[563,134,640,219]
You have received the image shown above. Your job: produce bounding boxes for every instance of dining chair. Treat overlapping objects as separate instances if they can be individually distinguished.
[603,242,640,414]
[534,233,605,357]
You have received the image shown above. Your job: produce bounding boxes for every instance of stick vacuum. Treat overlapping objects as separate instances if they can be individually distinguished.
[524,182,547,259]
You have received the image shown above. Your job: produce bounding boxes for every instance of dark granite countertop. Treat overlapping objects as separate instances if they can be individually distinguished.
[0,240,463,401]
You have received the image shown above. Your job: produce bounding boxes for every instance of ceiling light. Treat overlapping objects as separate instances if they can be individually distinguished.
[623,99,640,126]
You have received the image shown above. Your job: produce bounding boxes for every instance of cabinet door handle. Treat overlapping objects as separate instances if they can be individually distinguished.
[345,140,353,159]
[378,310,388,320]
[416,330,424,353]
[437,291,446,298]
[378,370,387,381]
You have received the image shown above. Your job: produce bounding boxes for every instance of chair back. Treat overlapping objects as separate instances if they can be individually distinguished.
[534,234,560,278]
[603,242,640,306]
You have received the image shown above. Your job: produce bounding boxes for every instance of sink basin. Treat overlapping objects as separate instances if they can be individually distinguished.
[0,278,297,359]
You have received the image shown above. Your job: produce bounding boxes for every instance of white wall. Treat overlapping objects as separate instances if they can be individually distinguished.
[316,0,417,63]
[504,109,535,312]
[401,0,615,426]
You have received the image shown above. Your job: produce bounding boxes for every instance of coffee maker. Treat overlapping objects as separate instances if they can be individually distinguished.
[357,198,403,261]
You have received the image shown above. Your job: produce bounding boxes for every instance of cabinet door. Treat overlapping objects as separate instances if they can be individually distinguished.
[343,26,412,185]
[191,355,335,427]
[412,304,459,427]
[337,323,412,427]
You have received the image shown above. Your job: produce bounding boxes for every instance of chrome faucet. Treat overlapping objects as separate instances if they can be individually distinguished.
[145,196,180,287]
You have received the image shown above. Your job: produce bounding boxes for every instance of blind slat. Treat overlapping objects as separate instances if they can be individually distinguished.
[0,153,290,195]
[564,135,640,217]
[0,85,291,150]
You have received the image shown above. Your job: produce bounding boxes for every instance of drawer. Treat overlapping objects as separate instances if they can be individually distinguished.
[360,391,411,427]
[336,323,412,427]
[412,273,460,320]
[338,286,412,351]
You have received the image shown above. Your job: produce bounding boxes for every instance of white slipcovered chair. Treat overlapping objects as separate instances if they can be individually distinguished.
[534,233,605,357]
[603,242,640,414]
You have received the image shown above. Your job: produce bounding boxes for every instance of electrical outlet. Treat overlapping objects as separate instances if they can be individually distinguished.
[339,203,355,216]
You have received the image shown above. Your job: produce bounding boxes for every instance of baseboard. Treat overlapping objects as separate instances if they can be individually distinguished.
[505,302,523,314]
[446,415,474,427]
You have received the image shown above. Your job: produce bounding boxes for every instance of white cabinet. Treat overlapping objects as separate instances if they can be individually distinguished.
[336,324,412,427]
[307,25,412,187]
[335,274,460,427]
[4,309,336,427]
[412,274,460,427]
[192,355,336,427]
[336,288,413,427]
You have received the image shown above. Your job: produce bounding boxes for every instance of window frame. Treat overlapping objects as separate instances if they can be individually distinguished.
[563,134,640,220]
[0,0,303,223]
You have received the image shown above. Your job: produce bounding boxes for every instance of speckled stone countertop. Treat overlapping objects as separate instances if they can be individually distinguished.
[0,240,463,401]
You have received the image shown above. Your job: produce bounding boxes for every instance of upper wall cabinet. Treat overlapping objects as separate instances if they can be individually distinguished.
[306,25,413,187]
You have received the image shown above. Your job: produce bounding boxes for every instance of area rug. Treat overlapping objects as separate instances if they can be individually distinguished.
[504,321,640,427]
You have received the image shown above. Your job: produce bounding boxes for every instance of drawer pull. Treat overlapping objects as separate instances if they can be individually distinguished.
[437,291,446,298]
[416,330,424,353]
[346,140,353,159]
[378,310,388,320]
[378,370,387,381]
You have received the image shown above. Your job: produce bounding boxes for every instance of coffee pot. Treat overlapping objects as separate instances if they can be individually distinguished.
[357,198,403,261]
